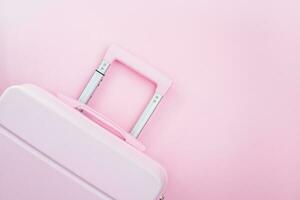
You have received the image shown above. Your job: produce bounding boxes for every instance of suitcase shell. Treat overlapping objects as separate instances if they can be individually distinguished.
[0,84,167,200]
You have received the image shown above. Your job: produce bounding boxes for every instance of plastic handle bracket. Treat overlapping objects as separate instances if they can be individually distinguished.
[58,94,146,151]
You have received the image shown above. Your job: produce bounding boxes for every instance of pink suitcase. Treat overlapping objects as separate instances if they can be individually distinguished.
[0,45,172,200]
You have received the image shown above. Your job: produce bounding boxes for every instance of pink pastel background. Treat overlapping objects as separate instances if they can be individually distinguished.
[1,0,300,199]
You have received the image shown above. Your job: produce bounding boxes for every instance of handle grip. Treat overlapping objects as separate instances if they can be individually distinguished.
[104,45,172,95]
[79,45,172,138]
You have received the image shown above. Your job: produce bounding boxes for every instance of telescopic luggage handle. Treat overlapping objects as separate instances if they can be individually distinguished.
[79,45,172,138]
